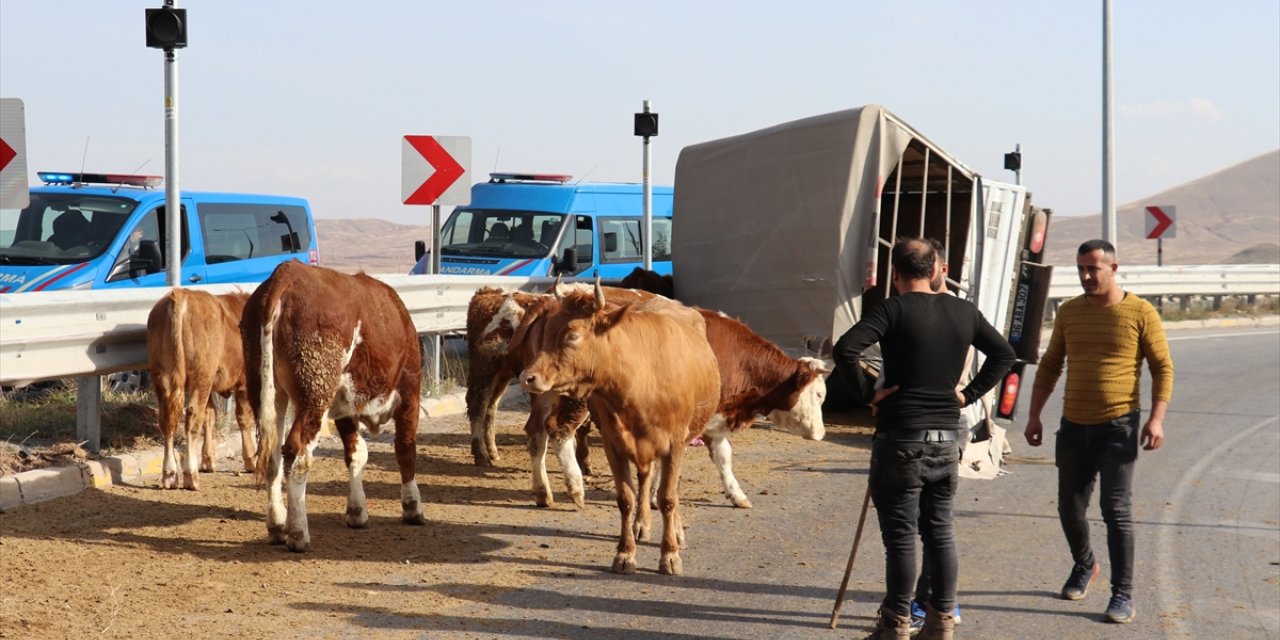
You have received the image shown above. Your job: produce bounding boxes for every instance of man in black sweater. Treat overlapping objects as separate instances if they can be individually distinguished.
[833,238,1015,640]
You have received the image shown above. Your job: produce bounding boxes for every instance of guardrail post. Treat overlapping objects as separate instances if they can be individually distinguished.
[75,376,102,454]
[1180,295,1191,312]
[1212,295,1224,311]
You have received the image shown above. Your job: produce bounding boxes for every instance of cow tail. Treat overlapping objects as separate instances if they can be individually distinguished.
[253,298,282,483]
[170,292,188,407]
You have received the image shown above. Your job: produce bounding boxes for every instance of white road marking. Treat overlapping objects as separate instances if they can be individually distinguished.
[1157,415,1280,639]
[1166,329,1280,342]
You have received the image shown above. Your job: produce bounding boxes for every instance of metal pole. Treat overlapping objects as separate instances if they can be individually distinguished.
[1102,0,1117,248]
[1157,238,1163,267]
[430,203,441,386]
[642,100,653,271]
[1014,143,1022,186]
[163,24,181,286]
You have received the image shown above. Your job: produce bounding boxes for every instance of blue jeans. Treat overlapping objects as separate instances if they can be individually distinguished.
[870,437,961,616]
[1055,411,1140,597]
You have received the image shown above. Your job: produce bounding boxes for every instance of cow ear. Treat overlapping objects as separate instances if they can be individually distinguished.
[508,305,545,358]
[598,302,630,332]
[799,356,833,375]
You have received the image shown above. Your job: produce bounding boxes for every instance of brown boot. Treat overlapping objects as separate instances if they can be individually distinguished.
[866,606,911,640]
[918,604,956,640]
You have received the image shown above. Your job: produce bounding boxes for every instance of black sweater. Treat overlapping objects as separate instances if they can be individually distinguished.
[833,292,1016,431]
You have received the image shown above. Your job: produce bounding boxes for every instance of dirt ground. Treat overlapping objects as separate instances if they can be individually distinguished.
[0,407,873,640]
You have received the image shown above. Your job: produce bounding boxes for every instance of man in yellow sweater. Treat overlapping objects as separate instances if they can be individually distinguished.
[1023,239,1174,625]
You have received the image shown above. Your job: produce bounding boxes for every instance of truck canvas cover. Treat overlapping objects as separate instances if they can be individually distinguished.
[673,105,981,354]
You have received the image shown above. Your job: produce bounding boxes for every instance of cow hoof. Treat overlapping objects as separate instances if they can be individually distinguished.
[401,510,427,526]
[345,508,369,529]
[200,458,216,473]
[570,491,585,509]
[161,473,178,490]
[633,522,651,542]
[242,461,256,474]
[730,496,754,509]
[659,554,683,576]
[286,534,309,553]
[267,525,287,545]
[470,441,494,467]
[612,555,637,574]
[182,473,198,491]
[534,492,554,508]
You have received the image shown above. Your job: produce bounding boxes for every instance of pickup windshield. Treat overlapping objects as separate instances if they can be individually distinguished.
[439,209,566,259]
[0,194,137,265]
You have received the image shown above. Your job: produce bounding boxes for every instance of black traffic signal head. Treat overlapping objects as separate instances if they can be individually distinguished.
[634,112,659,138]
[1004,151,1022,171]
[146,7,188,49]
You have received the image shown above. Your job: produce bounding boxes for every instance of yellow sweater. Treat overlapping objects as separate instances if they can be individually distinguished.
[1033,293,1174,424]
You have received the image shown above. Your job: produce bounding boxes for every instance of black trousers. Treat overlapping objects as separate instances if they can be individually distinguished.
[870,437,961,616]
[1055,410,1141,597]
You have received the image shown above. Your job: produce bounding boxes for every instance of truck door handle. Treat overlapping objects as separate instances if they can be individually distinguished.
[188,274,203,283]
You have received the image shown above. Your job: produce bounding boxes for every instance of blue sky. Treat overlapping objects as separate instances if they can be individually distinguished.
[2,1,1277,225]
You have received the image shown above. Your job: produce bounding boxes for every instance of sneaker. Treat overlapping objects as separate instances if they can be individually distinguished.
[908,600,962,635]
[1061,562,1100,600]
[1105,592,1136,623]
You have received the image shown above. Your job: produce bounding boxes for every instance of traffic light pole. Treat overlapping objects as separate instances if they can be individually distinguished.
[163,42,180,287]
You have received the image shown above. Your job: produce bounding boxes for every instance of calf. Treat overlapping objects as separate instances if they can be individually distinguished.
[242,261,425,552]
[519,284,720,575]
[619,266,674,299]
[147,288,257,490]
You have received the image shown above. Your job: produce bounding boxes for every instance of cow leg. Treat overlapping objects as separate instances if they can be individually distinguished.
[182,384,214,490]
[657,444,687,576]
[574,420,592,476]
[553,433,586,509]
[155,380,182,490]
[200,402,218,474]
[282,407,324,552]
[468,377,506,466]
[634,461,654,542]
[232,387,257,473]
[525,394,556,507]
[705,417,752,508]
[599,432,637,574]
[393,395,426,525]
[264,395,291,546]
[335,416,370,528]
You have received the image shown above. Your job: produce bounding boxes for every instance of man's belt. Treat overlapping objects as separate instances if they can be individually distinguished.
[874,429,960,443]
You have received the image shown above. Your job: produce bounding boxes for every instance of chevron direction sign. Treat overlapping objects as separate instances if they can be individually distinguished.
[1145,205,1176,239]
[402,135,471,206]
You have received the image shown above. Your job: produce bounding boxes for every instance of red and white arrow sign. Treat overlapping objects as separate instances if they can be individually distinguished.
[0,97,30,210]
[402,135,470,206]
[1145,205,1176,239]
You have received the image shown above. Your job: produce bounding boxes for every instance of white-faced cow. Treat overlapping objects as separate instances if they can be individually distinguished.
[147,288,257,490]
[242,261,425,552]
[518,284,720,575]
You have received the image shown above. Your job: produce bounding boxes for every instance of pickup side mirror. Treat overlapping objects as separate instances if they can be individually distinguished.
[134,239,164,277]
[554,247,578,276]
[414,240,426,262]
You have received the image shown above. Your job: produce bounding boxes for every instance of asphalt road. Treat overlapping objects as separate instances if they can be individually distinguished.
[416,325,1280,640]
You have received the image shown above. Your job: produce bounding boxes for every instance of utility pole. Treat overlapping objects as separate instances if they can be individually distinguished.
[634,101,659,270]
[1102,0,1117,248]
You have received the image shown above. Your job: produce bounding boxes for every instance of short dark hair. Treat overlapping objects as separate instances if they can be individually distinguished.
[1078,239,1116,258]
[891,237,936,281]
[927,237,945,261]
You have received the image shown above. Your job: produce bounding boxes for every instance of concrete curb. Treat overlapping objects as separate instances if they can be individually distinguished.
[1,389,478,512]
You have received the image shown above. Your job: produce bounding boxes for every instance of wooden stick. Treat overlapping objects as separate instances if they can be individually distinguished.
[830,482,873,629]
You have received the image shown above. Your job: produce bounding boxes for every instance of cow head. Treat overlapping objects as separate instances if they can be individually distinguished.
[518,281,622,398]
[765,357,831,441]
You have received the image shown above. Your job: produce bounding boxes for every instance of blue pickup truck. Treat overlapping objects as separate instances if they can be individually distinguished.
[0,171,319,292]
[411,172,673,279]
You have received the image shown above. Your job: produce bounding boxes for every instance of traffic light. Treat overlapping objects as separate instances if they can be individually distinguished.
[634,112,659,138]
[145,6,188,49]
[1003,150,1021,171]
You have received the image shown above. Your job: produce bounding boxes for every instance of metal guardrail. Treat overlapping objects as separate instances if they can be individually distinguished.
[1047,264,1280,301]
[0,274,549,387]
[2,265,1276,387]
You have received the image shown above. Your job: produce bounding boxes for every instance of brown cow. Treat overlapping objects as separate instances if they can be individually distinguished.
[147,288,257,491]
[619,266,674,299]
[465,283,655,508]
[518,283,720,575]
[242,261,425,552]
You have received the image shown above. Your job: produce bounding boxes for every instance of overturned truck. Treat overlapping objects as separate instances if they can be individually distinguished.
[672,105,1053,477]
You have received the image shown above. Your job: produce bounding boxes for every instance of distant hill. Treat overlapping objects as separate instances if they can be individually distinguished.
[1042,150,1280,267]
[315,150,1280,274]
[316,218,433,274]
